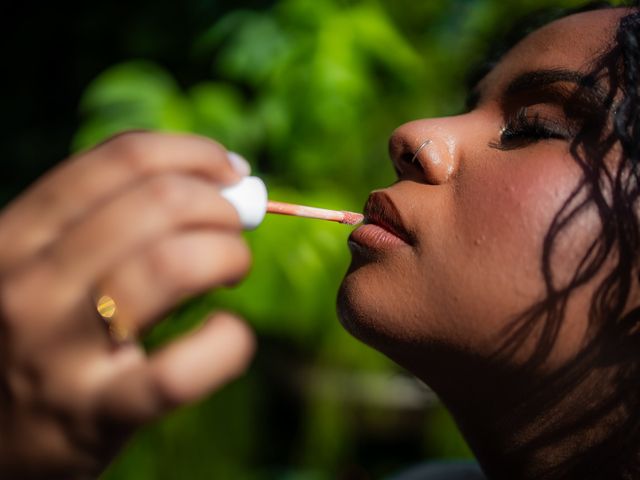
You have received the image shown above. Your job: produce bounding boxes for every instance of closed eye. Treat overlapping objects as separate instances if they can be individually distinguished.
[491,107,573,151]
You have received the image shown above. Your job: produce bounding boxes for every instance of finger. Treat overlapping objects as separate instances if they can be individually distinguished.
[98,230,251,336]
[0,131,248,271]
[97,313,255,423]
[40,173,242,300]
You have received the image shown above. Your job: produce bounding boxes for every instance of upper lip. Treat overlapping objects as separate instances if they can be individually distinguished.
[363,191,415,245]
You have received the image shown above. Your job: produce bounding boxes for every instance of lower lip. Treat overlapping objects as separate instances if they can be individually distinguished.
[348,224,409,252]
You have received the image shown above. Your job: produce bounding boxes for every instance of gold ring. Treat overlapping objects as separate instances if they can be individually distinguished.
[95,294,134,344]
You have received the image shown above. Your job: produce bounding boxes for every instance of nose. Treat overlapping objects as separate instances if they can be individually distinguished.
[388,118,460,185]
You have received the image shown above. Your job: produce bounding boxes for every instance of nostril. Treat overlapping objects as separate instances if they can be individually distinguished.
[396,151,423,178]
[400,152,416,166]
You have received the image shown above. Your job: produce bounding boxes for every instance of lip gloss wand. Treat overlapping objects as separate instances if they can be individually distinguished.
[220,177,364,229]
[265,200,363,225]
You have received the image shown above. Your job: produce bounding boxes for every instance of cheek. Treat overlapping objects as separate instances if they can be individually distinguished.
[441,148,595,345]
[458,148,582,265]
[474,151,565,223]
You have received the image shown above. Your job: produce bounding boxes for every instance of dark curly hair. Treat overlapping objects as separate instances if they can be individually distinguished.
[469,2,640,479]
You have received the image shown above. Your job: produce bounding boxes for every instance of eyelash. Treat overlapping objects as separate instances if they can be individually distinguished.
[494,108,571,150]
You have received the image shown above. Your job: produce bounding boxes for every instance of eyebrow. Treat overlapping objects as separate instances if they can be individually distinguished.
[466,68,607,110]
[507,69,595,96]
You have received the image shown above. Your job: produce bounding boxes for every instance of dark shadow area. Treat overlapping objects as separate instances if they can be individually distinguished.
[487,6,640,479]
[0,0,276,204]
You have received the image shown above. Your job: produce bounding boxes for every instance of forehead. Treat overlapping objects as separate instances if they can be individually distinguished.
[478,9,628,97]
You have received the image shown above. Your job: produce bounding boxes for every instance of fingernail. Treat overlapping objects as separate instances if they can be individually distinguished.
[227,152,251,177]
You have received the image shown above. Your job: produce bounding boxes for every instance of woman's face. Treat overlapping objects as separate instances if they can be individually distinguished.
[338,9,631,380]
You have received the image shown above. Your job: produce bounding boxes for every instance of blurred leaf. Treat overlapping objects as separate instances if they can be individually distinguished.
[73,61,193,151]
[189,81,262,153]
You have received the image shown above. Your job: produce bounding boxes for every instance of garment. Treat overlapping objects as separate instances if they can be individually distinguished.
[387,461,487,480]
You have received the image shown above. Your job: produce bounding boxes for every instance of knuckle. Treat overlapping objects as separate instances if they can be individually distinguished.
[108,131,153,174]
[146,240,183,280]
[170,249,204,291]
[0,268,37,333]
[147,175,189,213]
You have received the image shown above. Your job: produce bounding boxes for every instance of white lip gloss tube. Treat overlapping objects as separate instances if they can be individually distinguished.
[220,176,269,230]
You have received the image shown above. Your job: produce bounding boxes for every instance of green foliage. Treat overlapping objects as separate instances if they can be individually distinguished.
[70,0,600,477]
[74,61,194,149]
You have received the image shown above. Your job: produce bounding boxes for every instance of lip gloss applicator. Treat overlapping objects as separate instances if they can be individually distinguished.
[220,176,363,230]
[266,200,363,225]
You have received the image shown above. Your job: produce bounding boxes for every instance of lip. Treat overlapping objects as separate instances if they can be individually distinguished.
[348,191,414,252]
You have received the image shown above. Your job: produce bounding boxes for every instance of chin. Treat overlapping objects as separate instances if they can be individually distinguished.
[336,275,378,346]
[337,258,466,382]
[337,261,418,357]
[337,262,388,346]
[337,272,440,389]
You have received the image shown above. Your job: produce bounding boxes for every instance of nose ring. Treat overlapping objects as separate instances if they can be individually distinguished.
[410,139,432,164]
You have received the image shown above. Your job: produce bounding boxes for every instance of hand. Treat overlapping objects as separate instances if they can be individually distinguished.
[0,132,256,479]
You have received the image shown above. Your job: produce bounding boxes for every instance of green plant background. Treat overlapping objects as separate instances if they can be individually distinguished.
[4,0,608,478]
